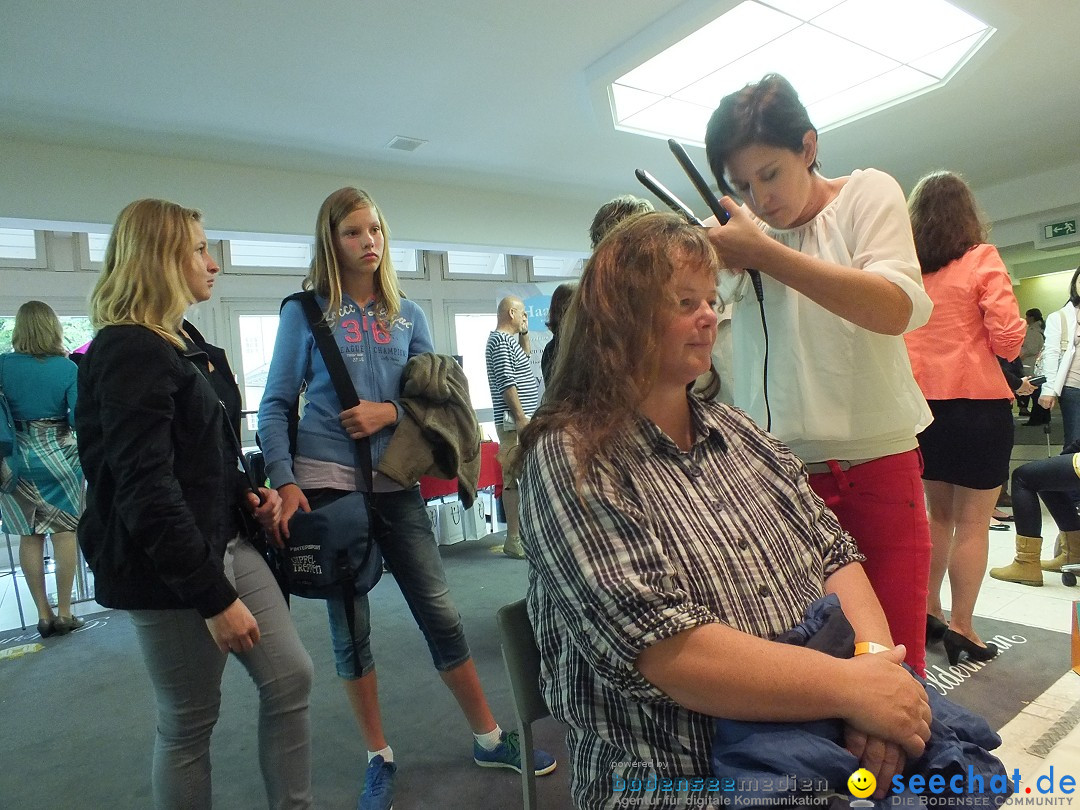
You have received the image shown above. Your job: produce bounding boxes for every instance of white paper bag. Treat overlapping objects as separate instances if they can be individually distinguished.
[462,498,487,542]
[438,501,466,545]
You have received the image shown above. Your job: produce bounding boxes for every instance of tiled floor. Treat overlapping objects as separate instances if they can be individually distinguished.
[2,433,1078,793]
[934,440,1080,799]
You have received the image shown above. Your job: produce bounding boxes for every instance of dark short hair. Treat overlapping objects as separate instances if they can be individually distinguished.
[1026,308,1043,323]
[1070,267,1080,308]
[546,282,576,332]
[589,195,654,248]
[704,73,819,198]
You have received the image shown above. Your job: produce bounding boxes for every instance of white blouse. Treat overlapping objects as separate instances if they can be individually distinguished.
[719,168,933,464]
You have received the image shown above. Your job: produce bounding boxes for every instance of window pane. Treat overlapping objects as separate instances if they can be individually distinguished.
[60,317,94,353]
[453,313,497,411]
[390,247,418,274]
[87,233,110,262]
[0,316,13,353]
[0,315,92,354]
[446,251,506,276]
[230,240,312,268]
[0,228,37,260]
[237,315,281,430]
[532,256,584,279]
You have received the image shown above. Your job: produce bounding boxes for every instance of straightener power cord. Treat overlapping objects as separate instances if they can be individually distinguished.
[633,143,772,432]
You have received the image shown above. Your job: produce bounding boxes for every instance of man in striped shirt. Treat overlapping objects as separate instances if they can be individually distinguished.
[485,295,540,559]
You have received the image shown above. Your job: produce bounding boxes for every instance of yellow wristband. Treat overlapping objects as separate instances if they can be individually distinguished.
[854,641,889,656]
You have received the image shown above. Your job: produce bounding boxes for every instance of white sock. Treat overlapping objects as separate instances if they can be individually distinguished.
[474,725,504,751]
[368,745,393,763]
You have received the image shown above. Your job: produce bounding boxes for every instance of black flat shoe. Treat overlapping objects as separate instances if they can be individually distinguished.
[52,615,85,635]
[942,629,998,666]
[926,614,948,643]
[37,618,56,638]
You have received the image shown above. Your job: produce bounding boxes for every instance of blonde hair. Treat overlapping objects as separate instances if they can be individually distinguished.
[307,187,403,324]
[91,199,202,348]
[12,300,65,356]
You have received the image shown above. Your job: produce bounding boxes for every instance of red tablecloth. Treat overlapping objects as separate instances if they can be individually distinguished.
[419,440,503,499]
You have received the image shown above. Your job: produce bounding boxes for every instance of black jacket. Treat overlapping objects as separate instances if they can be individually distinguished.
[76,322,244,617]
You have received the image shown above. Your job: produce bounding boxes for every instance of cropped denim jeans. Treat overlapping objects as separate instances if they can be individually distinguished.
[312,486,471,679]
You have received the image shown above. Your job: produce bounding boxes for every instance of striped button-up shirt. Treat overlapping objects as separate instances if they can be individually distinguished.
[521,397,863,809]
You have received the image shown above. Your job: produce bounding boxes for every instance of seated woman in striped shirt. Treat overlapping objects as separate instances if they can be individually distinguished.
[516,212,932,810]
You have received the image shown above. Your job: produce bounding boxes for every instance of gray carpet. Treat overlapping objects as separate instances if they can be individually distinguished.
[2,532,1069,809]
[924,615,1073,731]
[0,533,571,809]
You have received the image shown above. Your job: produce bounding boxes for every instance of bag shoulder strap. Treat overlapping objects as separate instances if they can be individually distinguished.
[292,291,374,491]
[1058,309,1070,354]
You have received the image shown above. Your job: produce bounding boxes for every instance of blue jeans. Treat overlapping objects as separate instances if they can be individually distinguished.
[1011,454,1080,538]
[1060,385,1080,446]
[312,487,471,679]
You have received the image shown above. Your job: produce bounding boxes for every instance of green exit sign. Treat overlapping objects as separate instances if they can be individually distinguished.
[1044,220,1077,239]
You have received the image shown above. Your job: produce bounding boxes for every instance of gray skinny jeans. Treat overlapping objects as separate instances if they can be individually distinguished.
[130,536,314,809]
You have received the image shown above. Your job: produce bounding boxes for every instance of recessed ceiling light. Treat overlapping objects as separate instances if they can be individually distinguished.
[386,135,427,152]
[610,0,994,145]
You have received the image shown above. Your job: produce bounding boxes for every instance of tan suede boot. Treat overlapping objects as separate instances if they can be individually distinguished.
[1040,530,1080,572]
[989,534,1044,586]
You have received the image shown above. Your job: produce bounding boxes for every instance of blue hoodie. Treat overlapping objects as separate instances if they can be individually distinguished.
[258,293,434,489]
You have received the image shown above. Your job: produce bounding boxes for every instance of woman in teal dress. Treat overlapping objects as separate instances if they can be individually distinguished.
[0,300,84,637]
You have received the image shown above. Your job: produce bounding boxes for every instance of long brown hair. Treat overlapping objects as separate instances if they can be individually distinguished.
[307,187,403,324]
[520,212,719,478]
[908,170,988,274]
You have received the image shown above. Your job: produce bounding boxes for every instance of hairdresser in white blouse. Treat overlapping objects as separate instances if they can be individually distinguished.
[703,73,934,676]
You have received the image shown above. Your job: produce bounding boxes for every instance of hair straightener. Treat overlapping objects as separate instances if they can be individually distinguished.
[635,141,772,430]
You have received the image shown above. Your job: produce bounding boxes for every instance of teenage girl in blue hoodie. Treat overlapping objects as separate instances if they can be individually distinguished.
[258,187,555,810]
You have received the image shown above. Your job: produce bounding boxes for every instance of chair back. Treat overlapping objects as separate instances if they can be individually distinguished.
[497,599,549,724]
[497,598,550,810]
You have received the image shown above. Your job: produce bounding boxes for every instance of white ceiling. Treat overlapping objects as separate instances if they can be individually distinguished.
[2,0,1079,241]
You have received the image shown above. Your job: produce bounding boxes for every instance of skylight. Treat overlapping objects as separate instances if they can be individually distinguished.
[609,0,994,145]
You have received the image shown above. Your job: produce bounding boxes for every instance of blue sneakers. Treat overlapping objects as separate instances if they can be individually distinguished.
[473,729,557,776]
[358,755,396,810]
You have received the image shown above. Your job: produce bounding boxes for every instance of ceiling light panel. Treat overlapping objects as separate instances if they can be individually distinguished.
[806,66,939,127]
[610,0,994,144]
[674,25,898,109]
[813,0,988,63]
[615,2,798,98]
[758,0,847,21]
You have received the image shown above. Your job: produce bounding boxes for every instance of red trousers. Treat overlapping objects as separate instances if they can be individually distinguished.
[808,449,931,676]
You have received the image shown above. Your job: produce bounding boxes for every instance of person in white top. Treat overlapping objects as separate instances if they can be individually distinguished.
[703,73,934,675]
[1037,267,1080,445]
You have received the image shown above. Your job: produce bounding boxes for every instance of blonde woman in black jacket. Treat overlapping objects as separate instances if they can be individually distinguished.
[76,199,314,809]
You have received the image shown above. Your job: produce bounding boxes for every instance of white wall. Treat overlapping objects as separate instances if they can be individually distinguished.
[0,137,600,255]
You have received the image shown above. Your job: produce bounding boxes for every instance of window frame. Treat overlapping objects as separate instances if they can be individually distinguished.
[0,228,48,269]
[391,243,428,280]
[433,249,512,282]
[526,253,587,282]
[442,299,500,428]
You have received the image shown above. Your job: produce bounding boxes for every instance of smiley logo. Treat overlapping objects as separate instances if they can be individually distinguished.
[848,768,876,799]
